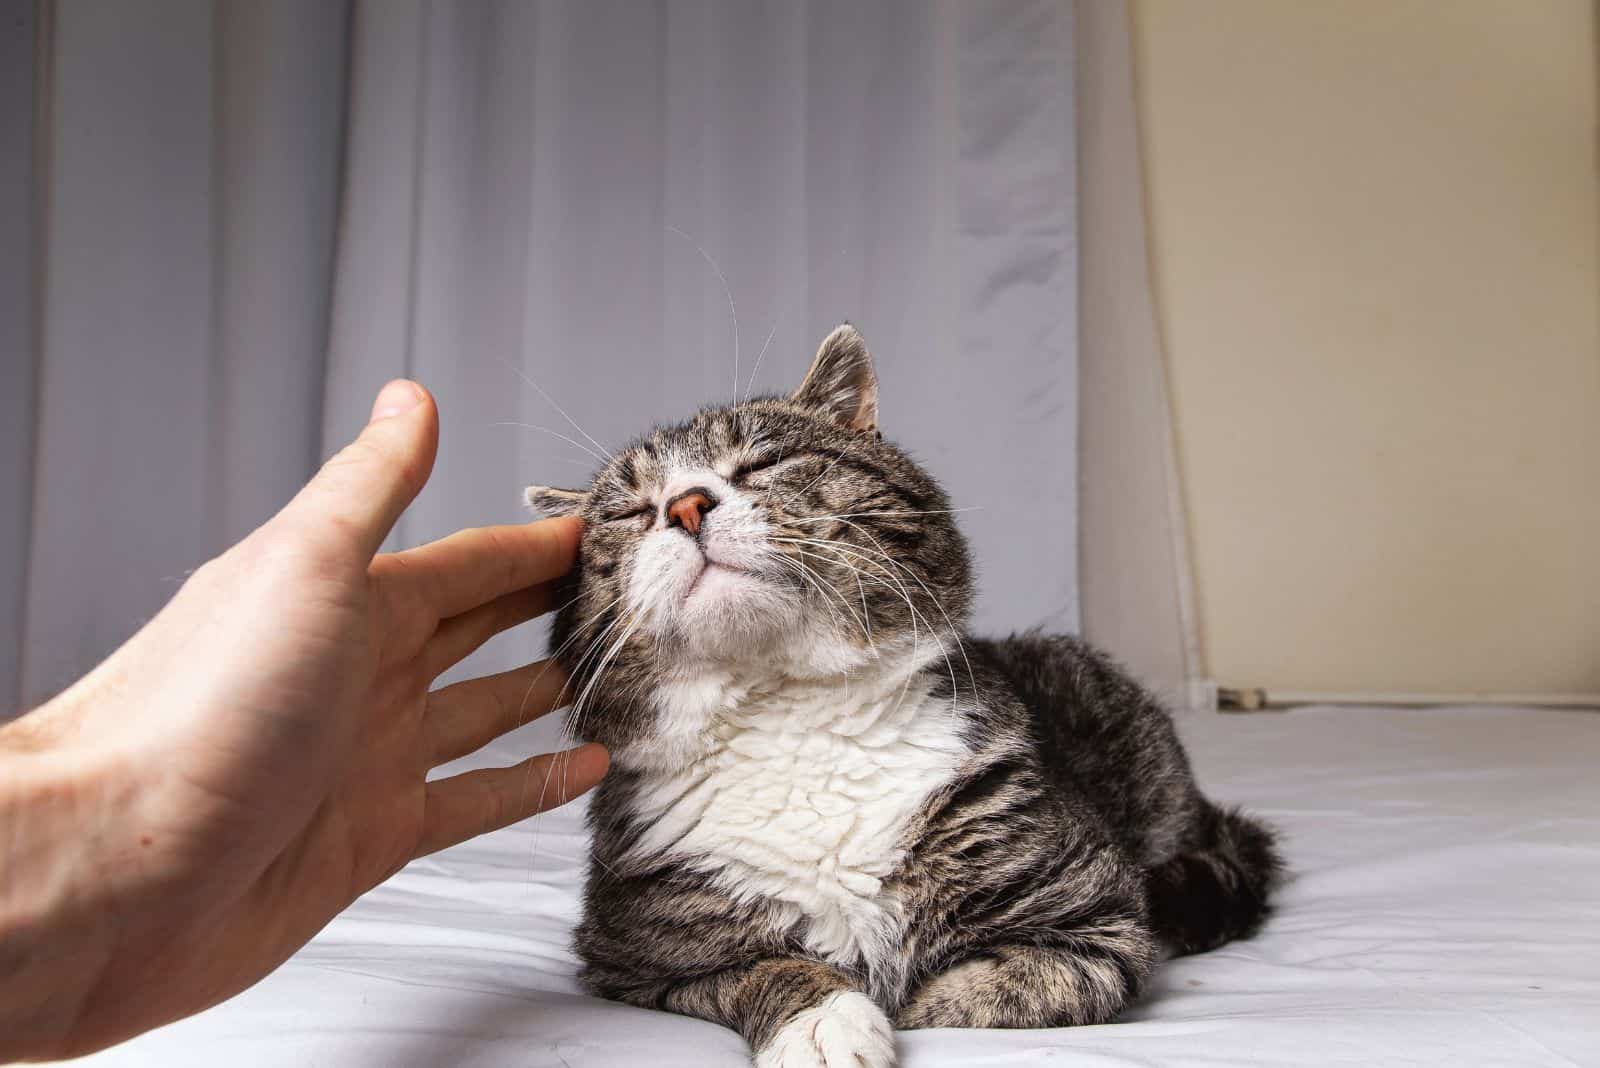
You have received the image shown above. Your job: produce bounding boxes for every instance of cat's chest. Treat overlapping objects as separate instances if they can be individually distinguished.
[627,682,966,968]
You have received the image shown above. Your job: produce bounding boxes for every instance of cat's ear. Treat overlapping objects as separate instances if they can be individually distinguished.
[793,323,879,433]
[523,485,588,517]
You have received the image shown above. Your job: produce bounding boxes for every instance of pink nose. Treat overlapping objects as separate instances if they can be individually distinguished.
[667,489,716,535]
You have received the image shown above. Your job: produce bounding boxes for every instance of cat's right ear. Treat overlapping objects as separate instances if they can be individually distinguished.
[793,324,879,433]
[523,485,588,517]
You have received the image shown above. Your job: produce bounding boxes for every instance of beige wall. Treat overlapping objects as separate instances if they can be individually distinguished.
[1130,0,1599,696]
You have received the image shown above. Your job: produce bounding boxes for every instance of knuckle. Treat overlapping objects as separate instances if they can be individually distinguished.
[328,429,427,497]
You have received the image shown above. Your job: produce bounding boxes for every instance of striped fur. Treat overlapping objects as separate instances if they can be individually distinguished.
[529,326,1283,1065]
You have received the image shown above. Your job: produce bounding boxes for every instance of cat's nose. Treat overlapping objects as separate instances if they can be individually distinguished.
[666,487,718,535]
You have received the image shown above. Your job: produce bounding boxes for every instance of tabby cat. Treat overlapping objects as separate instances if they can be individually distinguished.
[527,326,1282,1067]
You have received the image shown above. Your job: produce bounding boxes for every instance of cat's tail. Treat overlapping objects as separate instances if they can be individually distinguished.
[1144,801,1284,956]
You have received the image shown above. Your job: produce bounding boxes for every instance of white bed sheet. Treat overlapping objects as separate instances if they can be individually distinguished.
[67,705,1600,1067]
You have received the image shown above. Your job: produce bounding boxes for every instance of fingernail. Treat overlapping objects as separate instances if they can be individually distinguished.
[370,379,425,423]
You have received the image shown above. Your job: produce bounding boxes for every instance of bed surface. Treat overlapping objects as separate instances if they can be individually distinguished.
[70,704,1600,1067]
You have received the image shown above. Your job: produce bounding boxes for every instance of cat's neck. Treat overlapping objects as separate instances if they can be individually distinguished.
[621,636,959,773]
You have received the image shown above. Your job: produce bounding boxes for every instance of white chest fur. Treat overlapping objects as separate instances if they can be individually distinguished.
[624,664,968,973]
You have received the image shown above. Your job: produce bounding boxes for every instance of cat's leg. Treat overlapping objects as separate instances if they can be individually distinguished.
[895,922,1157,1029]
[577,868,894,1066]
[587,954,894,1068]
[1145,800,1284,955]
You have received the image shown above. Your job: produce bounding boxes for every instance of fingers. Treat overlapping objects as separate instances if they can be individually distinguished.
[415,743,609,858]
[283,381,440,560]
[424,657,571,766]
[381,516,581,621]
[421,585,557,680]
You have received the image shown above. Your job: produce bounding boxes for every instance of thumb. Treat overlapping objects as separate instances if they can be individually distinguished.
[283,380,440,560]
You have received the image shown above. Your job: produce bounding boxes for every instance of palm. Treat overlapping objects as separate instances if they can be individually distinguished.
[52,511,602,1056]
[157,522,575,943]
[2,386,608,1062]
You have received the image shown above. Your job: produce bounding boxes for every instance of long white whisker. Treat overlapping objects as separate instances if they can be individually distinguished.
[782,548,872,639]
[744,315,781,402]
[789,507,982,523]
[523,607,638,886]
[784,442,855,506]
[776,535,961,713]
[782,545,883,667]
[516,592,630,881]
[821,518,978,700]
[667,225,740,403]
[498,356,614,461]
[777,534,928,713]
[771,553,853,639]
[487,420,607,465]
[792,523,978,704]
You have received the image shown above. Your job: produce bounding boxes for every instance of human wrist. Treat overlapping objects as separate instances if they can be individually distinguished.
[0,732,129,1059]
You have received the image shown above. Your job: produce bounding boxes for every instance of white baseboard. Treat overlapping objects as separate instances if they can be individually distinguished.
[1217,687,1600,712]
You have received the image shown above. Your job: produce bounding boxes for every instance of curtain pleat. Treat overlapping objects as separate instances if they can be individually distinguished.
[14,0,346,708]
[8,0,1088,710]
[1,0,42,713]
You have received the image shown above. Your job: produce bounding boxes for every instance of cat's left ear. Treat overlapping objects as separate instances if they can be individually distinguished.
[793,323,879,434]
[523,485,587,517]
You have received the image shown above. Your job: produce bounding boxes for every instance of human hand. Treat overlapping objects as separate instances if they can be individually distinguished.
[0,380,607,1060]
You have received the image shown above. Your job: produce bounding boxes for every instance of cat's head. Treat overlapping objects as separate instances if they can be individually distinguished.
[530,325,972,766]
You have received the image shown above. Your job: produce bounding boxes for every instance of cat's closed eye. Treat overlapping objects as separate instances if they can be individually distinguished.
[729,455,783,483]
[604,504,653,525]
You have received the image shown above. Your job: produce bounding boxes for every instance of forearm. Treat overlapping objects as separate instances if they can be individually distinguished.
[0,738,127,1061]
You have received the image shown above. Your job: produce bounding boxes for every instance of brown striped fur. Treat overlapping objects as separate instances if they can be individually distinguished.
[528,327,1284,1063]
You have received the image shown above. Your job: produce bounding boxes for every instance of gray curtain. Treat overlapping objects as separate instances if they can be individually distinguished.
[4,0,1092,712]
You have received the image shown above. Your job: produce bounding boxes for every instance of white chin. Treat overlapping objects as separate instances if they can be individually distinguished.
[677,565,794,654]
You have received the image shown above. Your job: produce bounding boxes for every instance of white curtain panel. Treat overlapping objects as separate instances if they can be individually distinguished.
[1,0,41,714]
[6,0,1083,710]
[12,0,349,712]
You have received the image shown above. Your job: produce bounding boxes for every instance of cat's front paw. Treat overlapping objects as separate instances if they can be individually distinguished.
[755,991,896,1068]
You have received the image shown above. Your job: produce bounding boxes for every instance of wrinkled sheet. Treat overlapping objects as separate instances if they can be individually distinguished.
[69,705,1600,1067]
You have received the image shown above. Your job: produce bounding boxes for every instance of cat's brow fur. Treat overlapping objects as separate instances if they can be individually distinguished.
[532,325,1283,1065]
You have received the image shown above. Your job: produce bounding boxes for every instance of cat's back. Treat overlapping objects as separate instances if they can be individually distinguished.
[969,632,1200,866]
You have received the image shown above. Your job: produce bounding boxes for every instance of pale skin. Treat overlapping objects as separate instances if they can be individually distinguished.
[0,381,609,1062]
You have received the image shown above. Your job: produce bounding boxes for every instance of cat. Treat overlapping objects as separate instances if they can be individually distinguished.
[526,325,1282,1068]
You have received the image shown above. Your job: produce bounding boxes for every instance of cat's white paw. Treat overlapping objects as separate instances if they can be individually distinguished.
[755,991,896,1068]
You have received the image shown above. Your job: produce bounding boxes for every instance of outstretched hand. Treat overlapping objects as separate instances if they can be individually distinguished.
[0,380,606,1060]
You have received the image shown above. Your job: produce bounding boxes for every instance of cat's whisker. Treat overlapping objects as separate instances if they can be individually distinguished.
[776,534,931,717]
[774,536,917,634]
[778,536,956,712]
[854,570,872,645]
[556,567,677,763]
[770,553,855,641]
[847,535,978,705]
[780,548,873,641]
[519,596,631,881]
[511,590,627,741]
[439,582,589,883]
[551,602,639,751]
[666,225,740,404]
[486,421,609,467]
[795,514,980,703]
[558,607,653,839]
[790,547,886,667]
[497,357,615,462]
[850,533,972,698]
[783,439,857,506]
[517,584,656,879]
[744,315,781,403]
[789,507,982,523]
